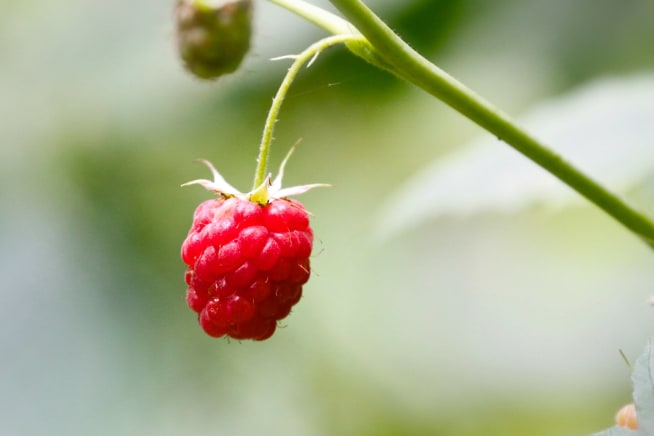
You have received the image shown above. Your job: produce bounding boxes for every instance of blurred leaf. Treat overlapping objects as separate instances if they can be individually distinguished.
[592,427,640,436]
[632,337,654,435]
[376,75,654,238]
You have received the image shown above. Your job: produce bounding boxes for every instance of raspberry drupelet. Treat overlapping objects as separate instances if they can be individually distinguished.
[181,152,325,340]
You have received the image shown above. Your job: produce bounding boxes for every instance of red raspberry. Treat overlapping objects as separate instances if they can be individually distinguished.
[181,153,326,340]
[182,196,313,340]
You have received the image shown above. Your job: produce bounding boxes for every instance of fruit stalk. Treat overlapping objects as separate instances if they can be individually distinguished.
[253,34,363,190]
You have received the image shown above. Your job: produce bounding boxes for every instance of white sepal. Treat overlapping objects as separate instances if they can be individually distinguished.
[183,147,329,203]
[181,159,243,197]
[274,183,331,198]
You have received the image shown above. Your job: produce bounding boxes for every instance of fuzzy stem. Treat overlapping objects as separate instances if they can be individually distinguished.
[253,34,363,189]
[266,0,394,75]
[271,0,654,244]
[264,0,654,244]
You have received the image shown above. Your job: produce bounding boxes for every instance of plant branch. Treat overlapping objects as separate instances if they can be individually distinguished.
[324,0,654,244]
[267,0,397,74]
[265,0,654,244]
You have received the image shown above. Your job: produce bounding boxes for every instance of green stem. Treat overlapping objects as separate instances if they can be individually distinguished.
[267,0,352,35]
[266,0,654,244]
[335,0,654,243]
[253,34,363,189]
[266,0,395,74]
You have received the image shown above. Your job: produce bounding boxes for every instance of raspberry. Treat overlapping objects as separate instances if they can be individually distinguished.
[181,152,326,340]
[615,403,638,430]
[182,194,314,340]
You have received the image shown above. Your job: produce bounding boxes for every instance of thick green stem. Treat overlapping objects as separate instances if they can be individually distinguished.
[324,0,654,243]
[265,0,654,244]
[253,34,363,189]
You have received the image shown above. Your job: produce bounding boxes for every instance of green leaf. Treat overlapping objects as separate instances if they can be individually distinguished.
[376,75,654,238]
[632,337,654,434]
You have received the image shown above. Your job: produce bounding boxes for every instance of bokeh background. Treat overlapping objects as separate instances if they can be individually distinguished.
[2,0,654,435]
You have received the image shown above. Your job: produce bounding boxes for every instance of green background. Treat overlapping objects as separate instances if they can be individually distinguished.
[2,0,654,434]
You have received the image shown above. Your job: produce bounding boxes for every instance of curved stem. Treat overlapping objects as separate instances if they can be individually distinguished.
[264,0,654,244]
[267,0,394,74]
[325,0,654,243]
[253,34,363,189]
[267,0,352,35]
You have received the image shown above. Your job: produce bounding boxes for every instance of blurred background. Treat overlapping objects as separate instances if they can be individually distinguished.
[2,0,654,434]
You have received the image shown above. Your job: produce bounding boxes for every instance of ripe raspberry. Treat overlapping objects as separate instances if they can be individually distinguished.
[181,155,325,340]
[615,403,638,430]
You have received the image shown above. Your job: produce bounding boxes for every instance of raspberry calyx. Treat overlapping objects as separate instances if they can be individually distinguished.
[181,148,327,340]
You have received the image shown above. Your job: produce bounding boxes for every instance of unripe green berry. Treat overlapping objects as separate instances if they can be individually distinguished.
[175,0,253,80]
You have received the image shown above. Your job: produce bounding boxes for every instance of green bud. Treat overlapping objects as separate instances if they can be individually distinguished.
[175,0,253,80]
